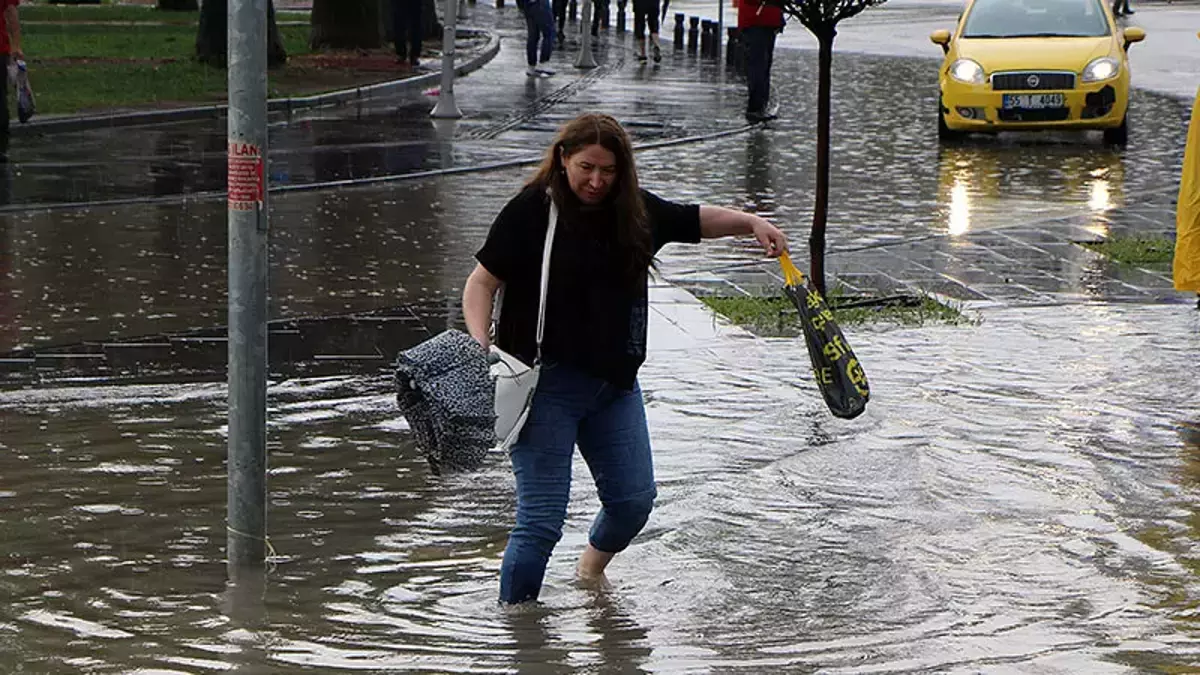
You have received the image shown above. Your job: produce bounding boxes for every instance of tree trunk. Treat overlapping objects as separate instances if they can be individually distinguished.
[158,0,199,10]
[310,0,383,50]
[196,0,288,68]
[809,32,834,298]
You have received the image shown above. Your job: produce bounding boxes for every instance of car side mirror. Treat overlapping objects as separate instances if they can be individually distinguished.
[930,29,952,54]
[1122,26,1146,50]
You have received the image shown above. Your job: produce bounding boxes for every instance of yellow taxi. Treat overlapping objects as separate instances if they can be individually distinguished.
[931,0,1145,145]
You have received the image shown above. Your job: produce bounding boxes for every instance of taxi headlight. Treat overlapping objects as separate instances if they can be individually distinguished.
[1082,57,1120,82]
[949,59,985,84]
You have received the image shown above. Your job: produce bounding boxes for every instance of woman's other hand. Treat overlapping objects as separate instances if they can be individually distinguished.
[751,216,788,258]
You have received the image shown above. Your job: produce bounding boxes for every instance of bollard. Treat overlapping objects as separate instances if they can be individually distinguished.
[687,15,699,53]
[674,13,684,49]
[575,0,598,68]
[617,0,626,32]
[495,0,503,7]
[432,0,463,118]
[705,20,717,57]
[725,26,738,67]
[458,0,468,21]
[570,0,578,22]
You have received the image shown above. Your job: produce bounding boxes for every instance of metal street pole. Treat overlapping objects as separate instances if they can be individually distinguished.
[431,0,463,118]
[716,0,723,62]
[227,0,269,580]
[575,0,597,69]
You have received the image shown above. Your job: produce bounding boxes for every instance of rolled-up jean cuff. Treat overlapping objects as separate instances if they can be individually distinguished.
[587,486,657,553]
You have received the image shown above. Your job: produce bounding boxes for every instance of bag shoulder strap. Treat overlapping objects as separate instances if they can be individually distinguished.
[534,198,558,364]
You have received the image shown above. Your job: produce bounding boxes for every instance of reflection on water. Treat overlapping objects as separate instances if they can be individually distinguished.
[948,178,971,236]
[1,304,1198,672]
[933,141,1128,237]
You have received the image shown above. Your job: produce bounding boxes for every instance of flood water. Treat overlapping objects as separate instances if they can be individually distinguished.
[3,7,1200,671]
[2,302,1198,673]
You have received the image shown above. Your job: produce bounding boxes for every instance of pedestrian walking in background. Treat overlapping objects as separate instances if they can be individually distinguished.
[0,0,23,163]
[461,113,788,604]
[592,0,611,36]
[520,0,557,76]
[631,0,662,62]
[738,0,782,122]
[1112,0,1133,16]
[552,0,567,37]
[390,0,422,68]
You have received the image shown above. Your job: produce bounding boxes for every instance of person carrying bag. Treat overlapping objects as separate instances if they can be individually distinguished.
[461,113,788,605]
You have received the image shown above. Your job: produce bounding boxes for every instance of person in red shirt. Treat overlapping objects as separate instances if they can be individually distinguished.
[0,0,22,162]
[737,0,782,122]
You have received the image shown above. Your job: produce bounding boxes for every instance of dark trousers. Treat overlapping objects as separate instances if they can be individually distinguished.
[525,0,556,66]
[632,0,659,35]
[552,0,567,32]
[1112,0,1130,13]
[591,0,610,34]
[391,0,422,62]
[0,54,9,158]
[742,26,776,115]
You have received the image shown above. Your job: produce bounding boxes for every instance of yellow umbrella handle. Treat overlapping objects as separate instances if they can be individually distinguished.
[779,252,806,287]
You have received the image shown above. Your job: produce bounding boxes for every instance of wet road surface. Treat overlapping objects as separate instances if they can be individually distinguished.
[1,1,1198,671]
[2,301,1198,672]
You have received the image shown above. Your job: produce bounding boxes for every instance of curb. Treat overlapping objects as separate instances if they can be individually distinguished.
[10,27,501,136]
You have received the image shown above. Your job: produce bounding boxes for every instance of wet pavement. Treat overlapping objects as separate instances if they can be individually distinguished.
[0,1,1195,356]
[2,297,1198,673]
[2,0,1200,672]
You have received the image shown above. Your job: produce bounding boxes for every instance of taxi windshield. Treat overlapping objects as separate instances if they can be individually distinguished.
[961,0,1111,38]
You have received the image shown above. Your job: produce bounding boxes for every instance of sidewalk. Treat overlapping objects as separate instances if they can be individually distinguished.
[0,0,1193,380]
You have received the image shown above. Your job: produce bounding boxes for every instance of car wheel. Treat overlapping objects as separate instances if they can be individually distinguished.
[1103,116,1128,146]
[938,95,964,143]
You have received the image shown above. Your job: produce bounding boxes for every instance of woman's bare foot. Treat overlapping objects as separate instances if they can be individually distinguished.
[576,543,616,588]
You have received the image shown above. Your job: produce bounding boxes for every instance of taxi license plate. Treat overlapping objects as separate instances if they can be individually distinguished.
[1002,94,1065,110]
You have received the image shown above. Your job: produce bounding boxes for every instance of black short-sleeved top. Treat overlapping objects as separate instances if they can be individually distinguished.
[475,186,702,390]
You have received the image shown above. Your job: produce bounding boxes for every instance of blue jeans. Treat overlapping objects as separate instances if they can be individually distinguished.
[524,0,556,67]
[499,363,657,604]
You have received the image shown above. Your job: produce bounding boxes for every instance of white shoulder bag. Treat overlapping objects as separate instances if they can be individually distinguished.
[490,198,558,450]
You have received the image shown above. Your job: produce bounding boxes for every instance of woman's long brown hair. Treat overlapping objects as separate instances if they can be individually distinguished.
[526,113,653,286]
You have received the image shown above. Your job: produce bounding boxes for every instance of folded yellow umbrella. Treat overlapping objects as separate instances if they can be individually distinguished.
[779,252,870,420]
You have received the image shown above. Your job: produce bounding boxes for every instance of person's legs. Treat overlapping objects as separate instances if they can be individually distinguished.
[646,1,661,61]
[499,365,598,604]
[575,380,657,581]
[553,0,568,34]
[525,6,541,69]
[537,0,556,68]
[633,3,647,57]
[591,0,607,35]
[406,0,423,65]
[0,54,10,162]
[391,0,407,59]
[743,26,774,117]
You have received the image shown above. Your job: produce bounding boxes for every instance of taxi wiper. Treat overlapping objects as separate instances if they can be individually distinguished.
[964,32,1080,38]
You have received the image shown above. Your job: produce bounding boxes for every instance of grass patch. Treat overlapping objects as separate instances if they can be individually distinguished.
[22,4,310,24]
[700,290,973,336]
[20,21,332,114]
[1081,235,1175,265]
[27,22,312,60]
[23,4,195,24]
